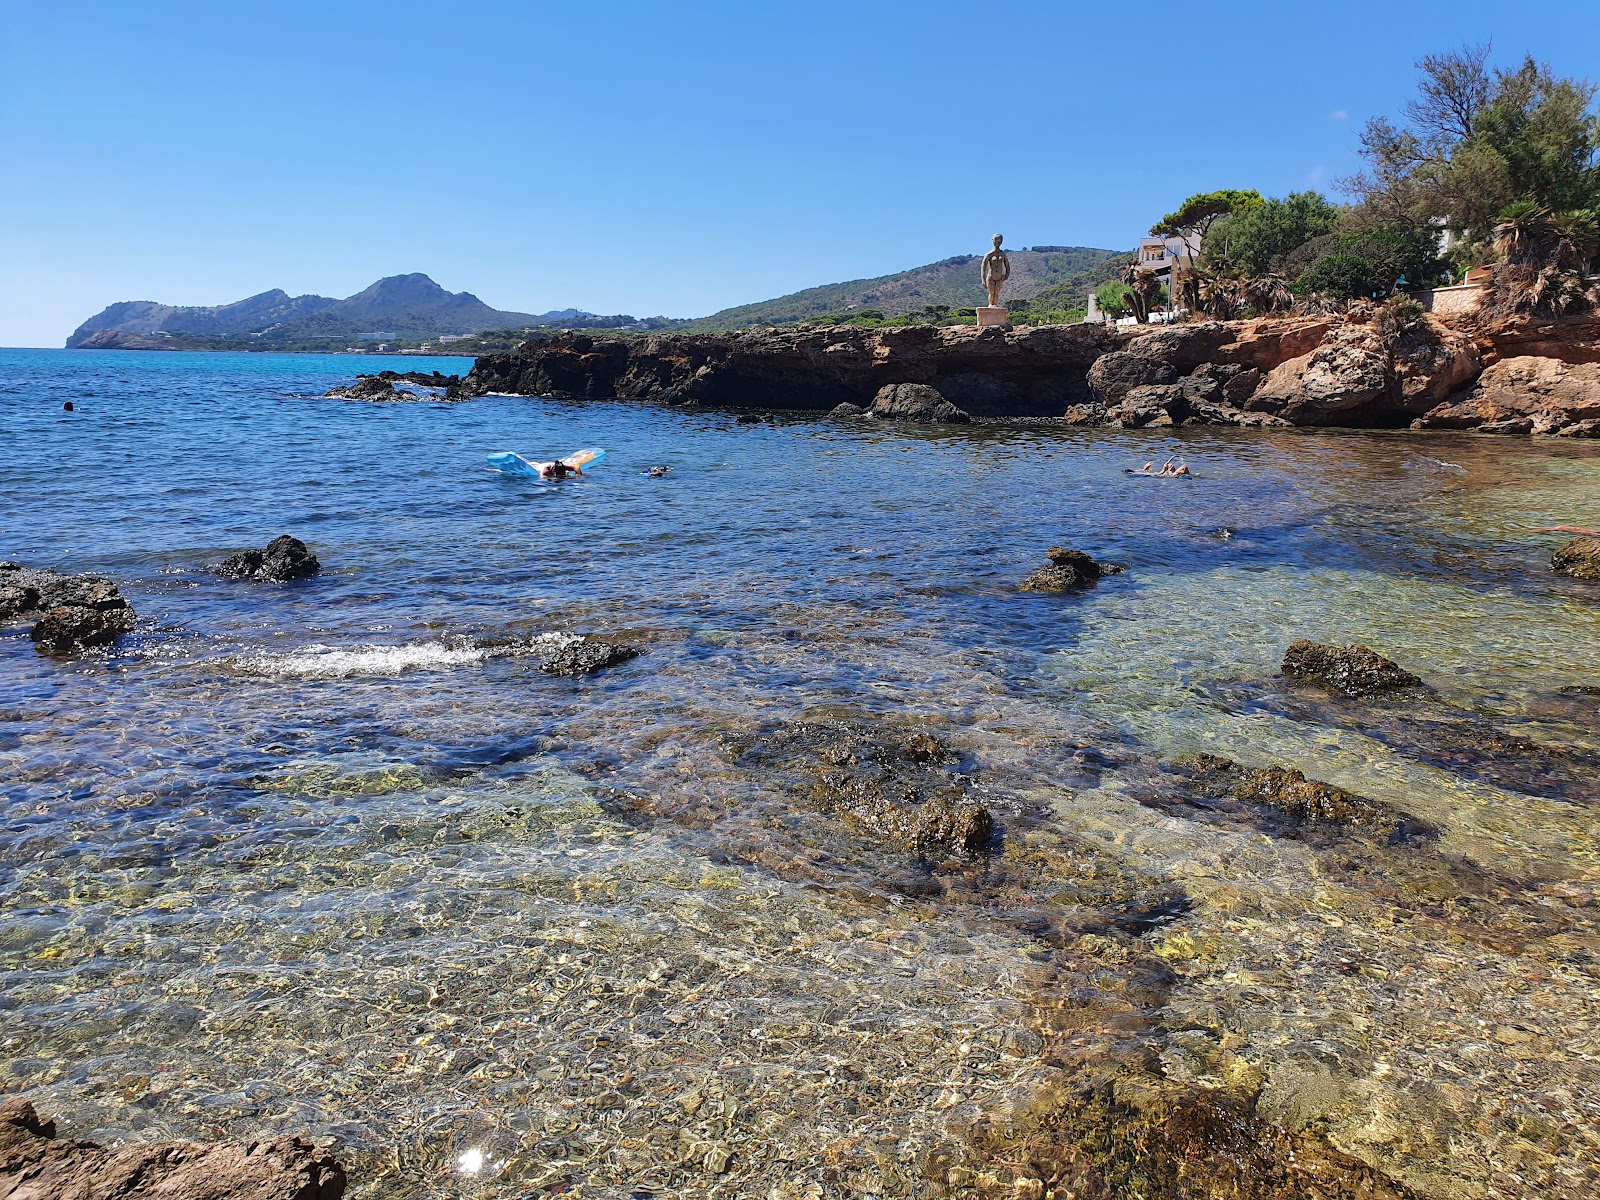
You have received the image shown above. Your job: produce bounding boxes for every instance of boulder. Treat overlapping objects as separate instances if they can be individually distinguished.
[1021,546,1123,592]
[1250,325,1392,423]
[541,638,641,676]
[1281,640,1421,697]
[870,383,971,423]
[30,605,134,655]
[1552,536,1600,580]
[1416,357,1600,435]
[0,1096,346,1200]
[218,536,321,583]
[1391,322,1482,413]
[1086,350,1177,404]
[0,563,136,653]
[1173,755,1433,840]
[827,402,868,419]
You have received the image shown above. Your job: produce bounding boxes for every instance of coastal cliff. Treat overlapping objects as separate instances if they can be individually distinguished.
[457,312,1600,435]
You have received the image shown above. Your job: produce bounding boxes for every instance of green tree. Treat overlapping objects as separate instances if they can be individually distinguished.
[1150,189,1265,239]
[1204,192,1342,276]
[1094,281,1132,318]
[1343,46,1600,245]
[1295,227,1444,300]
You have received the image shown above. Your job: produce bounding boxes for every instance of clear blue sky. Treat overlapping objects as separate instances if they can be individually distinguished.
[3,0,1598,346]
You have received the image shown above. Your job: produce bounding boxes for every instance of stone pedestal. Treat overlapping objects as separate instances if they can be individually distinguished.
[975,306,1010,328]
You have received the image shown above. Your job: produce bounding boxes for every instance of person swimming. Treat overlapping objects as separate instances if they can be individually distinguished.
[540,457,582,481]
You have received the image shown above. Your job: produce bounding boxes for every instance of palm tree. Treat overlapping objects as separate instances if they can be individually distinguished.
[1244,274,1294,315]
[1119,264,1163,324]
[1489,204,1600,317]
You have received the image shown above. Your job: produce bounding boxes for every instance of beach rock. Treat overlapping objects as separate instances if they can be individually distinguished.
[1250,325,1392,423]
[1086,350,1177,404]
[219,536,321,583]
[1174,755,1431,838]
[30,604,134,655]
[738,723,992,856]
[827,402,868,419]
[1021,547,1122,592]
[1281,639,1421,697]
[324,375,404,400]
[1,563,137,653]
[1552,535,1600,580]
[870,383,970,423]
[541,638,641,676]
[1417,357,1600,436]
[1392,323,1482,413]
[0,1096,346,1199]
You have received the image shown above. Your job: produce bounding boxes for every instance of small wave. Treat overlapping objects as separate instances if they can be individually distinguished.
[233,634,575,679]
[1409,456,1466,473]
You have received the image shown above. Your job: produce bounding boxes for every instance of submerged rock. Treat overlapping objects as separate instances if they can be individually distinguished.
[1280,639,1421,697]
[1181,755,1432,837]
[0,562,136,654]
[1020,546,1123,592]
[541,638,641,676]
[218,535,321,582]
[0,1096,346,1199]
[1552,535,1600,580]
[871,382,971,423]
[738,723,992,856]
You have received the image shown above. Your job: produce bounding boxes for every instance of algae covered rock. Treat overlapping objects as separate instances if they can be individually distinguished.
[30,603,136,656]
[218,535,321,582]
[0,562,137,654]
[1281,639,1421,697]
[1551,535,1600,580]
[1021,546,1124,592]
[0,1096,347,1199]
[541,637,641,676]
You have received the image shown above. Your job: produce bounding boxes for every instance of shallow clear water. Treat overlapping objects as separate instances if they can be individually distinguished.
[2,348,1598,1199]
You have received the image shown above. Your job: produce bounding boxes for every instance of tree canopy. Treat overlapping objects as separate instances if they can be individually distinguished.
[1344,46,1600,243]
[1149,190,1264,239]
[1202,192,1342,277]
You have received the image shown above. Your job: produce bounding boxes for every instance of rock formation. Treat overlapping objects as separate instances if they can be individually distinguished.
[0,562,137,655]
[0,1097,346,1199]
[541,638,641,676]
[1020,547,1123,593]
[1280,640,1422,697]
[452,313,1600,436]
[218,536,322,583]
[1552,535,1600,580]
[870,382,970,423]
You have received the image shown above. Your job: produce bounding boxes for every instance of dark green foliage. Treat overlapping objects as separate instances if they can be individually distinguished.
[1151,189,1265,238]
[1205,193,1342,276]
[1346,47,1600,246]
[1294,227,1445,300]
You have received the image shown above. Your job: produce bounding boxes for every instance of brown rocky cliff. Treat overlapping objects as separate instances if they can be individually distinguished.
[458,314,1600,436]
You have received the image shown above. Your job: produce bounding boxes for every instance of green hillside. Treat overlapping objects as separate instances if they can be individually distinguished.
[679,247,1124,331]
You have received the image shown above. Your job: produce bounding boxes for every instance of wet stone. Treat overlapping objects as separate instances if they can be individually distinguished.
[1020,547,1124,593]
[1551,535,1600,580]
[540,638,642,676]
[1280,639,1422,697]
[218,535,321,583]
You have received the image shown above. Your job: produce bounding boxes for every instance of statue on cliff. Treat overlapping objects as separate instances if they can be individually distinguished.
[981,234,1011,307]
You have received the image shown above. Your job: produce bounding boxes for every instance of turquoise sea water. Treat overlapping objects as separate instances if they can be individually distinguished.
[2,348,1598,1198]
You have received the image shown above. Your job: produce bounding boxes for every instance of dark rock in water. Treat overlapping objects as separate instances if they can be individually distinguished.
[63,400,74,412]
[737,723,992,856]
[0,563,136,654]
[871,382,971,424]
[1281,639,1421,697]
[1551,535,1600,580]
[30,605,134,655]
[735,412,762,424]
[324,375,404,400]
[1167,754,1436,842]
[1020,546,1124,592]
[827,402,868,419]
[541,638,641,676]
[374,368,460,388]
[218,535,321,583]
[0,1096,347,1199]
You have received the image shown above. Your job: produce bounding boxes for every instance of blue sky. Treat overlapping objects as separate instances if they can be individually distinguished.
[3,0,1598,346]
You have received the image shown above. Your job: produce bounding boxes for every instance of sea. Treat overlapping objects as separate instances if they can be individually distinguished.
[2,347,1598,1199]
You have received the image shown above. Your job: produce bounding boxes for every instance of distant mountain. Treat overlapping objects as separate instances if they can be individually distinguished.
[678,246,1123,331]
[66,274,563,347]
